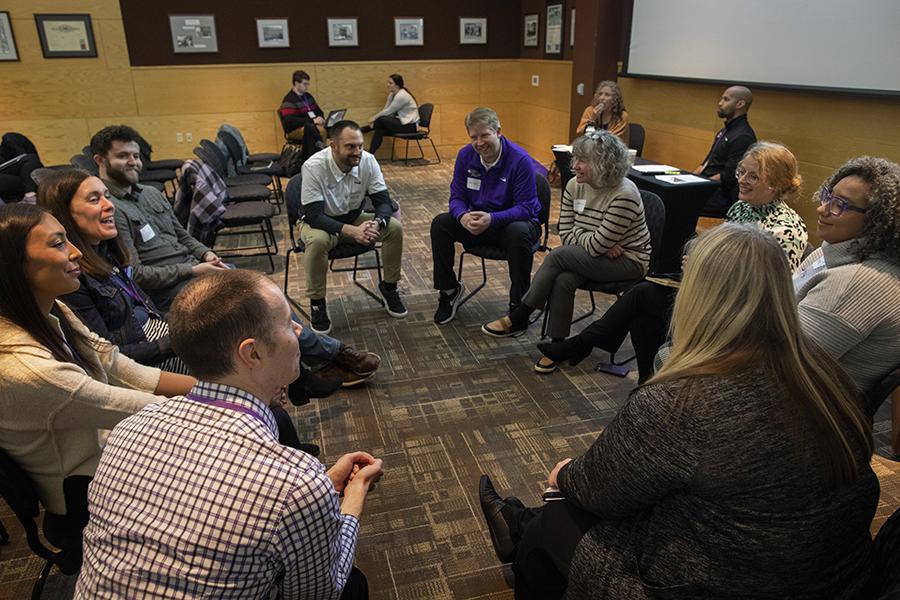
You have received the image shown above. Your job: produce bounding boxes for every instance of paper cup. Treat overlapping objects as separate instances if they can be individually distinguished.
[627,148,637,166]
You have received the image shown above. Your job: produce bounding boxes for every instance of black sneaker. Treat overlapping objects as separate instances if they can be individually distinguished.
[310,302,332,334]
[434,283,465,324]
[378,282,408,318]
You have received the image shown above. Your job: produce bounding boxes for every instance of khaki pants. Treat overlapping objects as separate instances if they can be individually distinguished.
[299,213,403,300]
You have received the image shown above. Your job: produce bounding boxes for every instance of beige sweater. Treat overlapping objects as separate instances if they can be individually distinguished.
[0,303,162,514]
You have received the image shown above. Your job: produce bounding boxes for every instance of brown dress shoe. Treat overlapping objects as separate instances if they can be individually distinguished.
[334,344,381,375]
[317,364,375,388]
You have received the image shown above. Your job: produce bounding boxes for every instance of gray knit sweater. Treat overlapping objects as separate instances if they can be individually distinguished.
[794,239,900,395]
[557,369,878,599]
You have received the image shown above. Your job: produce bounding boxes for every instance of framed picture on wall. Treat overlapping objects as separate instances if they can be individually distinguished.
[570,9,576,47]
[459,18,487,45]
[34,14,97,58]
[394,18,423,47]
[0,12,18,61]
[169,15,218,54]
[523,14,538,47]
[327,18,358,47]
[257,18,289,48]
[545,3,563,55]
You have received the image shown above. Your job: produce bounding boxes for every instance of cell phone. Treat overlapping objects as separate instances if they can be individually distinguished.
[541,487,566,502]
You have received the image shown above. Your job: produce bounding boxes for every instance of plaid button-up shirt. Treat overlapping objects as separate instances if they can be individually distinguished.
[75,381,359,599]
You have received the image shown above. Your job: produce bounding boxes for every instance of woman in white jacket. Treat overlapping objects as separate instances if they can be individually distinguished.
[366,73,420,154]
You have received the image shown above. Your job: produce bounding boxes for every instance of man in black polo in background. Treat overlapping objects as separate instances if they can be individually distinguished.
[695,85,757,217]
[278,70,327,162]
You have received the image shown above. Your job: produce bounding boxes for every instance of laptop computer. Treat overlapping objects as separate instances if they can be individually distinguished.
[325,109,347,128]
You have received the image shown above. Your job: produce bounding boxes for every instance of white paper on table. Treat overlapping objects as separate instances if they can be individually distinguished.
[631,164,679,173]
[552,144,572,153]
[654,174,708,184]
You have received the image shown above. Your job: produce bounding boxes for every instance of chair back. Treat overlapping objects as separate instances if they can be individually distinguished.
[135,134,154,161]
[639,190,666,272]
[30,167,59,187]
[193,141,226,178]
[70,153,99,176]
[628,123,646,157]
[535,173,552,250]
[285,174,304,228]
[218,130,245,171]
[417,103,435,130]
[865,364,900,418]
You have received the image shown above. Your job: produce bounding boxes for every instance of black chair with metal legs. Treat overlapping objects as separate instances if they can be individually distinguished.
[456,173,552,310]
[0,449,84,600]
[282,175,384,320]
[217,129,284,207]
[628,123,646,157]
[389,103,440,165]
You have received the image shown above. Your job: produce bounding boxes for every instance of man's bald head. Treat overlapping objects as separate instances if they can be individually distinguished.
[717,86,753,120]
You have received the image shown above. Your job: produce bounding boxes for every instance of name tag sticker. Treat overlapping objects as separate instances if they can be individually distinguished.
[139,223,155,242]
[307,111,316,119]
[573,198,586,213]
[467,177,481,191]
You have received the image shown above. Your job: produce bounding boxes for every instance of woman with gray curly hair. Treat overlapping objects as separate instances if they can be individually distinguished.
[795,155,900,402]
[482,130,650,373]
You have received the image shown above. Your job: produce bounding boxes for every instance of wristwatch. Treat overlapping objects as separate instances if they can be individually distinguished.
[376,216,389,231]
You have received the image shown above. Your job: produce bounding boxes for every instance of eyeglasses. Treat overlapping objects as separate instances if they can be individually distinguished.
[818,186,868,217]
[734,166,760,184]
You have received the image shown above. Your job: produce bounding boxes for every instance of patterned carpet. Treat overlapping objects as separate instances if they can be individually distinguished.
[1,159,898,599]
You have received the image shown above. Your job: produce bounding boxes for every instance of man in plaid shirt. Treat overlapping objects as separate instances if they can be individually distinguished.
[75,269,383,599]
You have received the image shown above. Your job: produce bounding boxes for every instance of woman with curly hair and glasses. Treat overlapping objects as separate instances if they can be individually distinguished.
[482,130,650,373]
[575,81,629,146]
[795,155,900,404]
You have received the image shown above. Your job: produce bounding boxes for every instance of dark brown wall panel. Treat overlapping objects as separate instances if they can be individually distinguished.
[519,0,576,61]
[121,1,525,65]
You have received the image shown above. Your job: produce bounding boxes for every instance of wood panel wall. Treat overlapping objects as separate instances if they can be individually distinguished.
[0,1,571,166]
[618,77,900,244]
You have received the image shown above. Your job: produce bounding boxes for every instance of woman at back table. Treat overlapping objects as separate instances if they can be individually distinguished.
[0,203,194,530]
[575,81,630,146]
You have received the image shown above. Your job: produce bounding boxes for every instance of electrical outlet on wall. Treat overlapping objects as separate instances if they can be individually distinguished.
[176,133,184,143]
[531,75,540,87]
[186,132,193,142]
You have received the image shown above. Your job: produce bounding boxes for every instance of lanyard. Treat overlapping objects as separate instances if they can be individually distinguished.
[110,264,152,313]
[185,392,271,430]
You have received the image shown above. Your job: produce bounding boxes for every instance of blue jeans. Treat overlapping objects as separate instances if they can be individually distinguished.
[296,315,340,368]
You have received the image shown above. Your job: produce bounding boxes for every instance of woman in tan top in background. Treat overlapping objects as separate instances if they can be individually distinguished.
[575,80,630,146]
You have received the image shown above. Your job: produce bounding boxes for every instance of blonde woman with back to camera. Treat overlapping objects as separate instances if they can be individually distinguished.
[478,223,877,599]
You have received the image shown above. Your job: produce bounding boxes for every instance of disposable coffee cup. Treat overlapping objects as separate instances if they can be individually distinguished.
[627,148,637,166]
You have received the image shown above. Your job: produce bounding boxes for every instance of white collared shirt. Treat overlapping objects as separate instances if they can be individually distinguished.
[300,146,387,216]
[479,142,504,172]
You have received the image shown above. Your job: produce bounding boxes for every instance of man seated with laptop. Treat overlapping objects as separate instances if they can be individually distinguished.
[278,69,347,162]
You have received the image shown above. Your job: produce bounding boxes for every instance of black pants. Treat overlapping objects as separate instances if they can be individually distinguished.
[430,212,540,306]
[513,500,598,600]
[575,280,675,381]
[0,153,43,200]
[341,566,369,600]
[700,187,736,218]
[369,116,416,154]
[300,123,323,162]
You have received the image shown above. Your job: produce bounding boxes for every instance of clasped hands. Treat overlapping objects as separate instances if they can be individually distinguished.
[344,220,381,246]
[328,451,384,495]
[460,211,492,236]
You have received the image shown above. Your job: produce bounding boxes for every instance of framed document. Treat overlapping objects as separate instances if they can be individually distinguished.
[169,15,218,54]
[34,14,97,58]
[327,18,358,47]
[0,12,19,61]
[545,3,563,55]
[394,18,423,47]
[257,18,289,49]
[460,18,487,45]
[524,14,538,47]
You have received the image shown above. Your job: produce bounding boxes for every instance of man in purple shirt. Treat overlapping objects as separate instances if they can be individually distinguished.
[431,107,541,324]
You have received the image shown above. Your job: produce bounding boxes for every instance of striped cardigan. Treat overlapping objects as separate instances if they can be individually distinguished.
[794,239,900,394]
[559,176,651,270]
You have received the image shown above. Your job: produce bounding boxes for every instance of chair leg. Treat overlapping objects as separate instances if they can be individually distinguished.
[390,137,396,163]
[571,291,598,325]
[456,254,487,309]
[349,250,385,307]
[403,139,410,166]
[429,138,441,164]
[283,247,311,320]
[31,560,53,600]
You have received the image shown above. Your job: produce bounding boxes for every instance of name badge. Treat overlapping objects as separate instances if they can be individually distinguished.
[139,223,155,242]
[307,111,316,119]
[573,198,586,213]
[467,177,481,191]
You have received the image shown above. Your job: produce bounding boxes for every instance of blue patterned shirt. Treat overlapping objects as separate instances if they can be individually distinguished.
[76,381,359,599]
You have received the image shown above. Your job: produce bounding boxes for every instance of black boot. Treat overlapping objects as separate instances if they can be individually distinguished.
[537,336,592,366]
